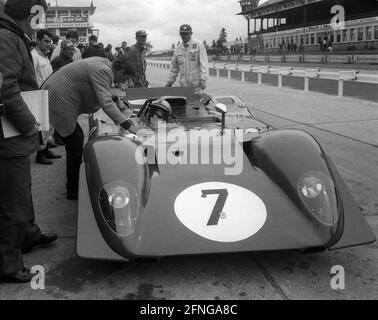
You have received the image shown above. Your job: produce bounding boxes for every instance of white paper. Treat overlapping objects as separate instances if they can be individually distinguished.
[0,90,49,138]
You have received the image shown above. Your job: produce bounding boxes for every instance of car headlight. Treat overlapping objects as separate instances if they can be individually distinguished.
[99,181,139,237]
[300,176,323,199]
[108,187,130,209]
[297,171,339,226]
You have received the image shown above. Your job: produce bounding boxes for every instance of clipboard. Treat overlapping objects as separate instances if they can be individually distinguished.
[0,90,50,139]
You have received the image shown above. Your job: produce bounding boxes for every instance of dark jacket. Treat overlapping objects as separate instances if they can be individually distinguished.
[127,44,149,88]
[0,12,39,158]
[82,44,107,59]
[51,55,73,72]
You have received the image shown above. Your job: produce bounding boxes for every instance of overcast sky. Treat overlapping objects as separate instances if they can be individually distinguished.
[54,0,268,50]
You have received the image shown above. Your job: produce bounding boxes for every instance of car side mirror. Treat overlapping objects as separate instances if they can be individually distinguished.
[215,103,227,135]
[215,103,228,114]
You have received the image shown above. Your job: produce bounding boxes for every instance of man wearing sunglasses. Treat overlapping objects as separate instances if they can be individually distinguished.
[127,30,149,88]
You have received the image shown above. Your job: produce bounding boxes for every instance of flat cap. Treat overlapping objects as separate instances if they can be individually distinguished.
[179,24,192,33]
[136,30,148,37]
[61,40,74,49]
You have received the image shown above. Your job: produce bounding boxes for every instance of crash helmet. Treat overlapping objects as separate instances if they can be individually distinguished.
[149,99,172,121]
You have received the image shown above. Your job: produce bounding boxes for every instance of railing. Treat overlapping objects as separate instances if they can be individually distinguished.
[146,59,378,98]
[148,54,378,64]
[211,54,378,64]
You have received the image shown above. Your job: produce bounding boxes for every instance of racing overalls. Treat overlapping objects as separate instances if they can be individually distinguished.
[167,39,209,93]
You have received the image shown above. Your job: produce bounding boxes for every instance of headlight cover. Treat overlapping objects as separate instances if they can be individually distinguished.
[297,171,339,226]
[99,181,139,237]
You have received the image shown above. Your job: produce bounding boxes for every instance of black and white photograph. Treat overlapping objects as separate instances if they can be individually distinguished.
[0,0,377,306]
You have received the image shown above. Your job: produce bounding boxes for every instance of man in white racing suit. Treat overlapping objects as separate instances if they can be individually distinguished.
[166,24,209,94]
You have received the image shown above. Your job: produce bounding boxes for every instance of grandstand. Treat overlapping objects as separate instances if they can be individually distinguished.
[238,0,378,54]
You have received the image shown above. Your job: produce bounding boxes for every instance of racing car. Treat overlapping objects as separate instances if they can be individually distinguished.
[77,87,375,262]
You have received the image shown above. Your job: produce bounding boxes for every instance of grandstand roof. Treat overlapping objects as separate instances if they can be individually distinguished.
[238,0,324,17]
[47,2,96,15]
[258,0,285,8]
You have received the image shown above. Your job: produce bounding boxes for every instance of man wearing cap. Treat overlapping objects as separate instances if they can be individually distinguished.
[50,29,82,62]
[127,30,149,88]
[51,40,75,72]
[166,24,209,94]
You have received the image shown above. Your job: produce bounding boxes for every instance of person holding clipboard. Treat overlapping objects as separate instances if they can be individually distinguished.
[0,0,57,283]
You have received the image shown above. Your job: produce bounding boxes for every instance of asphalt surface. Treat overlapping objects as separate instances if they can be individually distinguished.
[0,67,377,300]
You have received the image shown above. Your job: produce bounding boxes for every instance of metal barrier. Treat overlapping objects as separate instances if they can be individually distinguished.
[208,54,378,65]
[149,54,378,65]
[354,55,378,64]
[146,59,378,98]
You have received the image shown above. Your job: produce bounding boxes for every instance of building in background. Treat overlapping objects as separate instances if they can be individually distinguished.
[238,0,378,54]
[39,1,99,46]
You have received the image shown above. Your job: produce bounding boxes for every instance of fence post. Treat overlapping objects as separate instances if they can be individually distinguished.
[241,71,245,82]
[304,68,319,93]
[228,69,231,80]
[304,77,309,92]
[338,79,344,97]
[258,72,262,85]
[278,74,283,88]
[216,68,220,78]
[338,71,357,98]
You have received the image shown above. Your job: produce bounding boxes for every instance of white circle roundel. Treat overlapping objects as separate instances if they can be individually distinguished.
[174,182,267,243]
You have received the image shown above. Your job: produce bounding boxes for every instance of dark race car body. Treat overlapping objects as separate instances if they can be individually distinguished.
[77,87,375,262]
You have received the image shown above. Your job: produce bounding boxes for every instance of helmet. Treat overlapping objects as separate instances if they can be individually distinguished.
[149,99,172,122]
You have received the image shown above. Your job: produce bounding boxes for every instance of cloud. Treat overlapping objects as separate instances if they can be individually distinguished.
[53,0,247,50]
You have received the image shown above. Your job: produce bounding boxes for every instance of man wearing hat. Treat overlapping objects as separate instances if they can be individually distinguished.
[127,30,149,88]
[51,40,75,72]
[50,29,82,62]
[166,24,209,94]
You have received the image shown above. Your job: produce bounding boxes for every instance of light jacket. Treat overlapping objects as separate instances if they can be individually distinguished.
[168,39,209,90]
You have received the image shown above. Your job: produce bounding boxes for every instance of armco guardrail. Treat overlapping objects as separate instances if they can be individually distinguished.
[146,59,378,98]
[354,54,378,64]
[148,54,378,64]
[209,54,378,65]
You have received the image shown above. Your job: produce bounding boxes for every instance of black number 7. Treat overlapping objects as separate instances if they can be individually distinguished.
[201,189,229,226]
